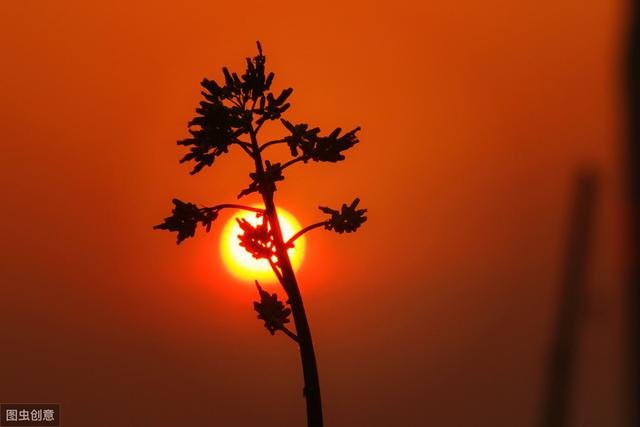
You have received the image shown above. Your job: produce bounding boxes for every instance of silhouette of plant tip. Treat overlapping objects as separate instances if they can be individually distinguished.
[176,42,296,175]
[154,42,366,427]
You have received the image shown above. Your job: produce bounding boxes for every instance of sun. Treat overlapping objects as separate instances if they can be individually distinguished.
[220,207,306,283]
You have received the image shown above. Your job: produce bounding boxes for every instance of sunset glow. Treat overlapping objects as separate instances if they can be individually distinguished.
[220,207,306,282]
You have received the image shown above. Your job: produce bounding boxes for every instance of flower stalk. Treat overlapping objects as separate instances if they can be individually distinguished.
[154,42,367,427]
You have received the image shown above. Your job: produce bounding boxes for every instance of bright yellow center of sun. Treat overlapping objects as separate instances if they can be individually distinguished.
[220,207,305,283]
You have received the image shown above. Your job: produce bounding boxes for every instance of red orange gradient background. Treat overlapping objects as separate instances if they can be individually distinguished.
[0,1,632,426]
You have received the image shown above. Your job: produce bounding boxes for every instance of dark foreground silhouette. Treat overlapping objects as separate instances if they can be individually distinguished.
[154,42,367,427]
[627,2,640,425]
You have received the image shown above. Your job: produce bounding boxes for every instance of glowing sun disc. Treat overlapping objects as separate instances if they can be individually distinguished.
[220,207,305,283]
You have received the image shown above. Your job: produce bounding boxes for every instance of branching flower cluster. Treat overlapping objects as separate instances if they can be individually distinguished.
[253,281,292,336]
[155,42,368,427]
[320,198,368,233]
[177,42,292,175]
[236,216,275,260]
[238,160,284,199]
[281,120,361,163]
[157,42,367,249]
[153,199,220,244]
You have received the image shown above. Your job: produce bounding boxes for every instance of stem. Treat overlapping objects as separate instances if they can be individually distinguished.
[255,120,266,135]
[208,204,264,214]
[279,324,300,343]
[248,125,324,427]
[268,258,285,285]
[233,141,254,157]
[233,138,252,147]
[264,191,323,427]
[281,156,307,171]
[286,222,329,248]
[540,172,597,427]
[260,139,287,152]
[627,4,640,424]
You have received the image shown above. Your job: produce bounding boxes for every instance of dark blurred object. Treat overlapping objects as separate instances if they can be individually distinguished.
[626,1,640,425]
[541,172,598,427]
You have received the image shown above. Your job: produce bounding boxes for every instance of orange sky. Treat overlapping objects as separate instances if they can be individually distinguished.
[0,1,631,425]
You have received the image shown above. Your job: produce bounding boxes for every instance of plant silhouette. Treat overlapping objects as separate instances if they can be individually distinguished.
[154,42,366,427]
